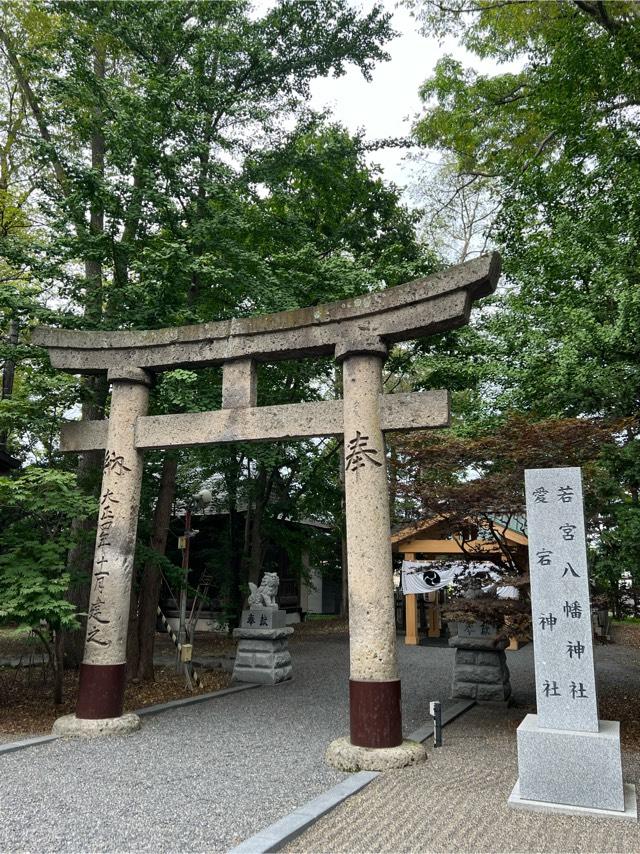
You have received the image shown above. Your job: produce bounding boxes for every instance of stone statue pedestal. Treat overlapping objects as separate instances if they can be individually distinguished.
[232,610,293,685]
[449,625,511,703]
[239,607,286,630]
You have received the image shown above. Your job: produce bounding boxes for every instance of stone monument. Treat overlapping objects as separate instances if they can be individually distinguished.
[450,621,511,703]
[232,573,293,684]
[508,466,637,819]
[33,252,500,763]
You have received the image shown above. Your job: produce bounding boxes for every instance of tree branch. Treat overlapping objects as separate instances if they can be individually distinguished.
[0,24,68,195]
[574,1,622,34]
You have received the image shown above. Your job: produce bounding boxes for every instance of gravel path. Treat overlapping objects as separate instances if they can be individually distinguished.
[0,634,638,852]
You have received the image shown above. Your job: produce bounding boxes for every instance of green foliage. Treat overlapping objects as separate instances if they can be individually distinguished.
[0,0,428,631]
[0,468,96,630]
[413,0,640,419]
[593,504,640,585]
[406,0,640,605]
[0,0,396,327]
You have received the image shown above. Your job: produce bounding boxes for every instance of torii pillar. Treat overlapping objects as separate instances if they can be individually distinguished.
[56,368,152,736]
[324,339,425,770]
[339,340,400,744]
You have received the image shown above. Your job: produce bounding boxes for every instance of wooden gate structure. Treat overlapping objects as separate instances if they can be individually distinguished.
[34,252,500,759]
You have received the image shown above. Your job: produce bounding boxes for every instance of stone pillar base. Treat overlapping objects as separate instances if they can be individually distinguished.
[449,635,511,703]
[232,626,293,684]
[350,678,402,748]
[513,714,628,813]
[52,712,140,738]
[76,662,126,719]
[326,737,426,772]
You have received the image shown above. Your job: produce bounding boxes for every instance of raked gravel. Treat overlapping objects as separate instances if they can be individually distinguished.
[284,706,640,854]
[0,634,638,852]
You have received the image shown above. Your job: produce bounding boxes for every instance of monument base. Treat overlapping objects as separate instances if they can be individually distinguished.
[232,625,293,685]
[326,737,427,772]
[52,713,140,738]
[514,714,629,814]
[508,781,637,822]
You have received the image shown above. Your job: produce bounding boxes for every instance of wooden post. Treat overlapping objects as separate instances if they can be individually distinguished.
[427,592,442,638]
[403,552,420,645]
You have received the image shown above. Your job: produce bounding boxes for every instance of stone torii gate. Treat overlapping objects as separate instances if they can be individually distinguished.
[34,252,500,764]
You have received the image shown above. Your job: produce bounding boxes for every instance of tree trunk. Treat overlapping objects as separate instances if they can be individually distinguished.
[226,454,246,631]
[247,462,280,586]
[135,454,178,682]
[126,582,140,680]
[53,628,64,705]
[0,318,18,452]
[228,504,245,631]
[33,627,64,705]
[247,466,268,586]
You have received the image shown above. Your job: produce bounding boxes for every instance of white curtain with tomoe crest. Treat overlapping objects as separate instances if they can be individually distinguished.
[401,560,519,599]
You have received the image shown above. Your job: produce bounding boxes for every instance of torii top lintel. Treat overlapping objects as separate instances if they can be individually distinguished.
[33,253,500,374]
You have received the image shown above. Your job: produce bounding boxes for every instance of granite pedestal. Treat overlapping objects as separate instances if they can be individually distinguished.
[509,714,637,819]
[240,607,286,630]
[233,612,293,685]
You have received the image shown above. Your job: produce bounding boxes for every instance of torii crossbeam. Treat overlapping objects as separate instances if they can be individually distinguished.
[34,252,500,762]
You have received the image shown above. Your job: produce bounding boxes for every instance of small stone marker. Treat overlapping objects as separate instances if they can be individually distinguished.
[509,467,637,820]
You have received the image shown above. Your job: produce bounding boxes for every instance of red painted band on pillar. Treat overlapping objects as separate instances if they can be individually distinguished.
[76,662,126,719]
[349,678,402,748]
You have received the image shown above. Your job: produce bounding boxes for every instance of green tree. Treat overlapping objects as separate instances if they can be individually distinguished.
[2,1,434,684]
[0,469,95,702]
[409,0,640,601]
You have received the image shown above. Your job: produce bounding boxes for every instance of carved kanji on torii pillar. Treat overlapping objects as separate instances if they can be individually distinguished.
[34,253,500,759]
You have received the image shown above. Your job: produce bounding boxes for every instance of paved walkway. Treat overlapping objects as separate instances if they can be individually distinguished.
[0,634,638,852]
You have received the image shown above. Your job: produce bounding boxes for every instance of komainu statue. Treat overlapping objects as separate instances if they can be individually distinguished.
[248,572,279,609]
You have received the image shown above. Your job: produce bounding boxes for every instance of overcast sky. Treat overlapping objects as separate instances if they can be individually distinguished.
[308,1,461,197]
[251,1,509,208]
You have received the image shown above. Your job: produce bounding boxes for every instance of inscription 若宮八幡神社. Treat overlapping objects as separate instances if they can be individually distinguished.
[525,467,598,732]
